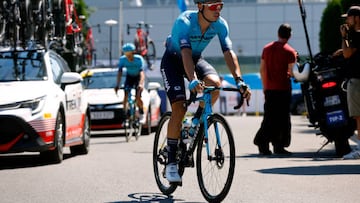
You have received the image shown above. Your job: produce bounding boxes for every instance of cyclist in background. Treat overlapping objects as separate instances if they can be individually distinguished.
[160,0,251,183]
[114,43,146,124]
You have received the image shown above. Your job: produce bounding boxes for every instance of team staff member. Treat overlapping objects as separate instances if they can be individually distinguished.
[340,6,360,159]
[254,23,297,156]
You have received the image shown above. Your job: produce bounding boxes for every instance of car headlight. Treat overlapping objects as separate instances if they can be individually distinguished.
[20,96,46,115]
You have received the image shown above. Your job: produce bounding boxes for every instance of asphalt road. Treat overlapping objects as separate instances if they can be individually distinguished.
[0,115,359,203]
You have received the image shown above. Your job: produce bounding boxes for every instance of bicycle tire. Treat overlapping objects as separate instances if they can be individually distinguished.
[124,118,132,142]
[0,5,5,42]
[134,118,141,141]
[9,0,20,46]
[33,0,47,46]
[153,112,179,195]
[196,113,235,203]
[146,40,156,68]
[19,0,33,44]
[53,0,66,41]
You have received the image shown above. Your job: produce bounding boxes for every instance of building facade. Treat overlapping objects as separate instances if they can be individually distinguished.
[86,0,327,65]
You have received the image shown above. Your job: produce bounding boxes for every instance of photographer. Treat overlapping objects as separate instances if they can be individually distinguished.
[340,6,360,159]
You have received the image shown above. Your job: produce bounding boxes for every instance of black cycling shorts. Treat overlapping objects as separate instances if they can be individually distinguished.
[124,75,140,89]
[160,50,218,104]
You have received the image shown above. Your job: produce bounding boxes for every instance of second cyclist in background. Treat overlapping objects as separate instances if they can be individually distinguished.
[114,43,146,125]
[160,0,251,183]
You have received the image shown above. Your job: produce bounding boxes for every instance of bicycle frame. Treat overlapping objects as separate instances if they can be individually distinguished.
[189,87,234,160]
[123,86,142,142]
[64,0,82,35]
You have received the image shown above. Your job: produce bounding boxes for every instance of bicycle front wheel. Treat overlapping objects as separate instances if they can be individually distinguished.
[196,113,235,203]
[134,117,142,141]
[152,112,178,195]
[124,118,133,142]
[124,104,135,142]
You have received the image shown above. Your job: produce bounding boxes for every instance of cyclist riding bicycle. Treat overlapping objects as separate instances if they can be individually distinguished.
[160,0,251,183]
[115,43,146,125]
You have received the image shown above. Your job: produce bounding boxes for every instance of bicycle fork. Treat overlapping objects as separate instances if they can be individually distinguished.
[202,92,224,166]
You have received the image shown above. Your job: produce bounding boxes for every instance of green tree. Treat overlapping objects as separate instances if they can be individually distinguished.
[319,0,360,54]
[319,0,343,54]
[74,0,91,19]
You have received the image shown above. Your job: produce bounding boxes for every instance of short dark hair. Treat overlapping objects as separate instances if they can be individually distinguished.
[278,23,292,39]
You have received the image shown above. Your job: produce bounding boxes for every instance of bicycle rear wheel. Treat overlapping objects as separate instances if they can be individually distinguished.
[0,5,5,42]
[196,113,235,203]
[53,0,65,40]
[153,112,179,195]
[145,40,156,68]
[19,0,33,44]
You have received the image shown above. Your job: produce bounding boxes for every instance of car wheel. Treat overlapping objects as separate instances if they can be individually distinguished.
[142,105,152,135]
[40,111,64,163]
[70,114,90,155]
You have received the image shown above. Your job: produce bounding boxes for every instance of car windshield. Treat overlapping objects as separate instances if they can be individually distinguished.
[83,70,124,89]
[0,50,46,81]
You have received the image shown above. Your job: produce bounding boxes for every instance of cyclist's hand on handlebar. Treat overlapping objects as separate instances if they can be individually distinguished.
[236,78,251,106]
[189,79,203,93]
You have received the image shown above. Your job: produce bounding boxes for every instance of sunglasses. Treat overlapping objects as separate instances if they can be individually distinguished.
[203,2,224,11]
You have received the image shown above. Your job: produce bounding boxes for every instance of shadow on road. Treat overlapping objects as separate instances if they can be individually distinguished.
[0,153,75,170]
[256,164,360,175]
[107,192,202,203]
[240,149,339,160]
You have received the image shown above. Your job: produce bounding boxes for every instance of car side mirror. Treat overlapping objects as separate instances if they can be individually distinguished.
[61,72,83,84]
[60,72,82,90]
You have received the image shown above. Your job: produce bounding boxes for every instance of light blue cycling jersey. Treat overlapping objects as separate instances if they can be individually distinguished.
[118,54,145,77]
[166,10,232,57]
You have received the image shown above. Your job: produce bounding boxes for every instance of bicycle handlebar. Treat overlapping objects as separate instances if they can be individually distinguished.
[186,85,249,110]
[127,22,152,35]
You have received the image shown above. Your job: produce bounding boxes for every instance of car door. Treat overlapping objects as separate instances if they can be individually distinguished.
[50,53,83,140]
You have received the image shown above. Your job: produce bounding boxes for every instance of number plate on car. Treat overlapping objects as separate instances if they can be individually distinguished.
[326,110,346,126]
[91,111,114,120]
[324,95,341,107]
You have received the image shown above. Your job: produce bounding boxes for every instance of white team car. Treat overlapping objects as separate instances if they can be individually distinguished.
[81,68,162,135]
[0,48,91,163]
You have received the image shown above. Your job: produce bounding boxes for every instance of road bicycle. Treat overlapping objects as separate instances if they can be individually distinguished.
[32,0,56,48]
[127,21,156,69]
[0,0,33,47]
[123,86,142,142]
[51,0,84,72]
[153,85,246,202]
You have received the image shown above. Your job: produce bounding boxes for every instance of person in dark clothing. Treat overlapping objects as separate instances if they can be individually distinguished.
[339,6,360,159]
[254,23,297,155]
